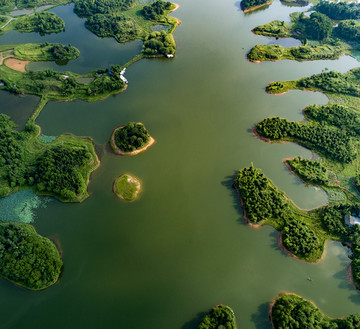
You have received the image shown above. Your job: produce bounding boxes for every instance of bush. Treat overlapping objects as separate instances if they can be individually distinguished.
[114,122,150,152]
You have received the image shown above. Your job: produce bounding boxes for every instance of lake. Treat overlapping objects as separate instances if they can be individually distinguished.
[0,0,360,328]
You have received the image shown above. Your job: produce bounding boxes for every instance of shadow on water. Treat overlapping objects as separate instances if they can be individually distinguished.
[221,171,248,227]
[250,302,272,329]
[234,1,242,10]
[181,311,207,329]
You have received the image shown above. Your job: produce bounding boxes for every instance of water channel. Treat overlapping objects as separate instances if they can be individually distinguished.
[0,0,360,328]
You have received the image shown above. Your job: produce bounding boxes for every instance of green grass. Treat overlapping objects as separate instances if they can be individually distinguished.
[113,174,141,201]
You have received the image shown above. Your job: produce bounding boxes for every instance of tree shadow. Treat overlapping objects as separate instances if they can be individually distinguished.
[181,311,208,329]
[250,302,272,329]
[221,171,248,227]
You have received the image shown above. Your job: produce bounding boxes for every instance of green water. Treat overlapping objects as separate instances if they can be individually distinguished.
[1,0,360,328]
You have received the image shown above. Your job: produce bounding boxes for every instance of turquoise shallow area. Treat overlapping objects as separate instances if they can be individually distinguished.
[0,0,359,328]
[0,190,49,224]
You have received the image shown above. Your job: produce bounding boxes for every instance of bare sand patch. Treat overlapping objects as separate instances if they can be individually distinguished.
[5,58,29,72]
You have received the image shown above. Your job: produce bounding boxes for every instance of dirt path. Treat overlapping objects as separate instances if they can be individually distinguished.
[0,16,14,29]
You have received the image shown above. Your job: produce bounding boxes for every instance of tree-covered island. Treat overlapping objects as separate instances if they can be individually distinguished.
[0,223,62,290]
[110,122,154,156]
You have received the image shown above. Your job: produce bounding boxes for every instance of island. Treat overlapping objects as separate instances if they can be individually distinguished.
[197,305,236,329]
[110,122,154,156]
[248,2,360,62]
[0,222,62,290]
[240,0,274,12]
[113,174,141,201]
[271,293,360,329]
[0,114,99,203]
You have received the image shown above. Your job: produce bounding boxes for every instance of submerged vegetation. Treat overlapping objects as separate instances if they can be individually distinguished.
[0,223,62,290]
[272,294,360,329]
[197,305,236,329]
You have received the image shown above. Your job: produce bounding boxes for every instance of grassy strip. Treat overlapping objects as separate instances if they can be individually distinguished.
[248,44,348,62]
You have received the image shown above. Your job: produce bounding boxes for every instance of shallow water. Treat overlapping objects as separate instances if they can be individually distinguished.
[0,0,360,328]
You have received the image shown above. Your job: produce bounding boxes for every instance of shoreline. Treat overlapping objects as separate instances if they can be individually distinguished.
[110,124,155,156]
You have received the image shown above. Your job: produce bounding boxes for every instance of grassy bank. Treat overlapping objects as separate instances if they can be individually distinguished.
[113,174,141,201]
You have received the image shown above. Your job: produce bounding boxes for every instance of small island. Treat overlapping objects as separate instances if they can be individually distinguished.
[271,293,360,329]
[113,174,141,201]
[0,222,62,290]
[241,0,274,12]
[197,305,236,329]
[110,122,154,156]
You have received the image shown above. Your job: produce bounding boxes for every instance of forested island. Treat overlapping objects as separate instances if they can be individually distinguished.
[271,294,360,329]
[110,122,154,156]
[0,223,62,290]
[197,305,236,329]
[248,1,360,62]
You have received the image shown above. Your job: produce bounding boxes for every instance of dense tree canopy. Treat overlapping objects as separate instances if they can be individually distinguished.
[29,145,91,200]
[241,0,271,11]
[234,165,288,223]
[0,223,62,290]
[304,103,360,137]
[333,20,360,42]
[85,14,141,43]
[142,0,172,20]
[74,0,135,17]
[314,1,360,20]
[15,12,65,34]
[296,12,333,40]
[197,305,236,329]
[114,122,151,152]
[283,220,320,257]
[142,30,175,55]
[256,117,355,163]
[286,157,329,186]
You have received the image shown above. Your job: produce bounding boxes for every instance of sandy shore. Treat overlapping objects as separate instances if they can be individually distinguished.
[110,124,155,156]
[5,57,29,72]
